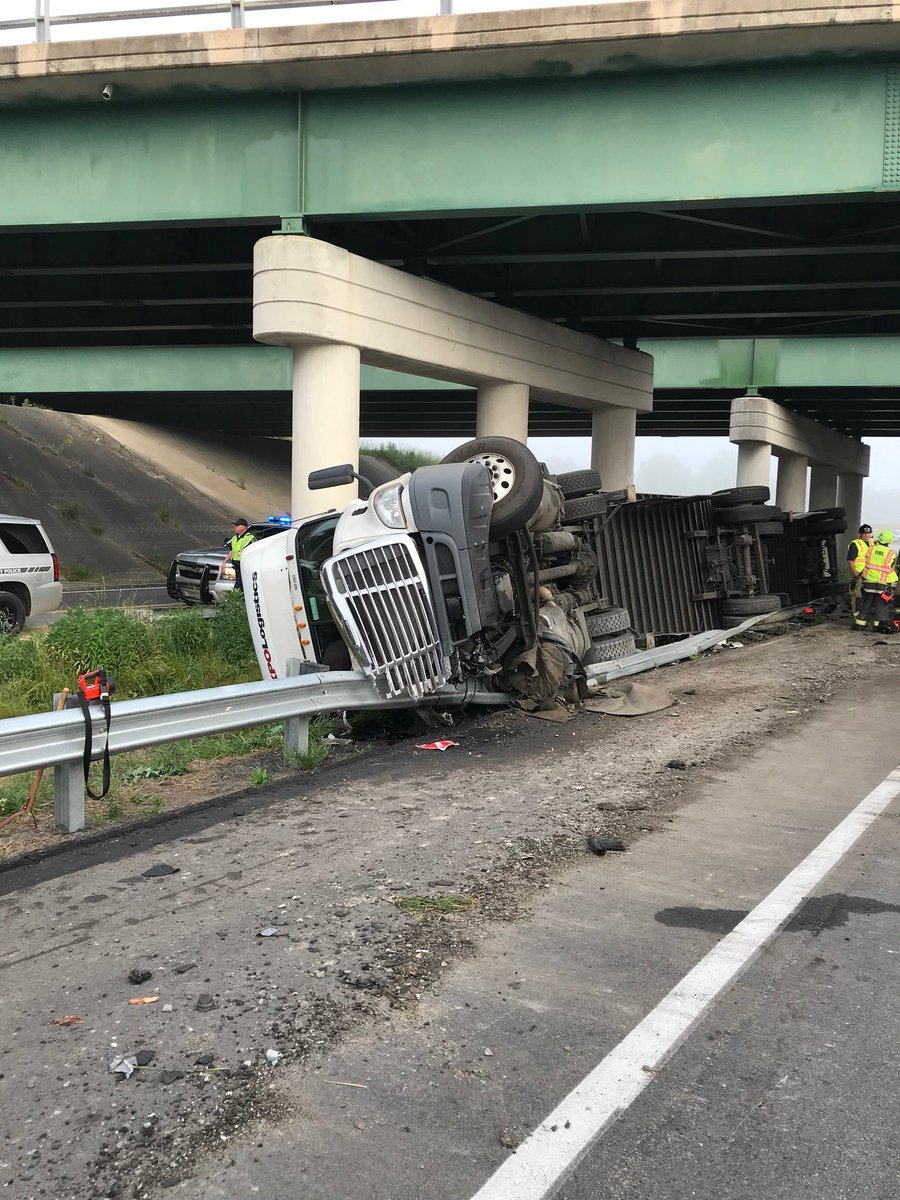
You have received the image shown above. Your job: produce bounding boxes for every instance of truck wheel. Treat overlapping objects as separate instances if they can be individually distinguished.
[563,493,606,522]
[716,503,783,526]
[589,630,637,661]
[803,519,848,535]
[441,437,544,539]
[722,594,782,615]
[0,590,26,636]
[587,607,631,637]
[711,486,770,508]
[555,469,603,499]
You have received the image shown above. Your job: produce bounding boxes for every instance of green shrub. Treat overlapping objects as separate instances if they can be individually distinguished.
[47,607,157,679]
[362,441,441,473]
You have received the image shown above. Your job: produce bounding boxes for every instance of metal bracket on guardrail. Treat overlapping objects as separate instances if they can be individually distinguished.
[51,692,85,834]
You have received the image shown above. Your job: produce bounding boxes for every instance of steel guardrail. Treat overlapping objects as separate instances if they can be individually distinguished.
[0,669,501,832]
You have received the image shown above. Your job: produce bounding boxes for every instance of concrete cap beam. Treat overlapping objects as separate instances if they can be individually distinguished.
[253,235,652,413]
[2,1,898,104]
[729,394,869,477]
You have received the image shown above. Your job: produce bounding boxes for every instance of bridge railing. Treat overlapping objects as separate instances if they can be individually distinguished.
[1,0,453,46]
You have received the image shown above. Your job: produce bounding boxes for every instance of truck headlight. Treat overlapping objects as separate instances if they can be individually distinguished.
[372,482,407,530]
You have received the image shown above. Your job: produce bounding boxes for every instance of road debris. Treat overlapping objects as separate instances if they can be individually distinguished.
[587,836,628,856]
[110,1055,138,1079]
[195,993,217,1012]
[142,863,180,878]
[128,996,159,1005]
[265,1049,282,1066]
[666,759,688,770]
[128,968,152,985]
[52,1015,82,1027]
[415,739,460,751]
[172,962,196,975]
[585,680,674,717]
[499,1130,520,1150]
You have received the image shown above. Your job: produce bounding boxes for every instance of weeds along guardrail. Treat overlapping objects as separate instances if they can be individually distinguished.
[0,666,502,834]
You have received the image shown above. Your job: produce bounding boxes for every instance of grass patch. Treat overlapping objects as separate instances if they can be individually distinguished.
[64,564,98,581]
[394,894,476,915]
[0,596,343,828]
[88,524,105,538]
[362,441,441,473]
[60,500,81,521]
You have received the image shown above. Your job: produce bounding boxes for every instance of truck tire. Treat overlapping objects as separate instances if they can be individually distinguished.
[563,493,606,522]
[0,590,26,636]
[441,437,544,539]
[555,469,603,499]
[586,607,631,638]
[716,503,783,526]
[807,506,846,521]
[756,521,784,536]
[803,519,848,535]
[722,594,782,615]
[590,630,637,661]
[711,486,770,508]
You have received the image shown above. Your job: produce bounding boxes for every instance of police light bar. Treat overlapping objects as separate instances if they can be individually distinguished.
[266,515,292,525]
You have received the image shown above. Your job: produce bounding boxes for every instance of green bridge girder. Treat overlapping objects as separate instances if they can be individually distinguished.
[3,340,899,437]
[2,53,900,435]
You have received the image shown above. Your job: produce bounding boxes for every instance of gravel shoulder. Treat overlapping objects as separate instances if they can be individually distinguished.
[1,624,897,1200]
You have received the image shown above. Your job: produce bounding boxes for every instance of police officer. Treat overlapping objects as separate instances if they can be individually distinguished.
[846,523,874,618]
[222,518,255,592]
[852,530,897,633]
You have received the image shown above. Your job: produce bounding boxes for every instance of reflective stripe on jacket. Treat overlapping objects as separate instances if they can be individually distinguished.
[849,538,869,576]
[861,544,898,587]
[229,532,255,562]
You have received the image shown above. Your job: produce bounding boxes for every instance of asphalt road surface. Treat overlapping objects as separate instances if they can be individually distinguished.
[2,627,899,1200]
[182,672,900,1200]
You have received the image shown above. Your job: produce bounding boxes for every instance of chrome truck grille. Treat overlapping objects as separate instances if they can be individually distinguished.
[322,535,450,700]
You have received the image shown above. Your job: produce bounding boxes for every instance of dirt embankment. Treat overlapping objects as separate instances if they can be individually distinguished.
[0,406,291,584]
[1,623,897,1200]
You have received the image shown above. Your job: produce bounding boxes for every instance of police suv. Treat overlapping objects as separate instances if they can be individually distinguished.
[0,514,63,634]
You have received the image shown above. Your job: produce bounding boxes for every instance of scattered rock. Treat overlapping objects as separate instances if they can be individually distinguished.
[172,962,196,975]
[587,836,627,856]
[141,864,180,878]
[128,969,152,986]
[134,1050,155,1067]
[666,759,688,770]
[194,1054,214,1067]
[499,1130,519,1149]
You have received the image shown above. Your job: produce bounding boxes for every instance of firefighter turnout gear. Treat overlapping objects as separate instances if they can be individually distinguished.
[853,535,898,631]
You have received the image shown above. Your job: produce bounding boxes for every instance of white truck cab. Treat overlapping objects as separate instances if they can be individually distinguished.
[0,515,63,634]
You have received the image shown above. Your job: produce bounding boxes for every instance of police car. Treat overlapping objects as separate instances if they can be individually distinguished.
[166,517,291,608]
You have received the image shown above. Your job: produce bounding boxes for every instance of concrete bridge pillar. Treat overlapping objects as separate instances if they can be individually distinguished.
[775,452,808,514]
[837,472,864,541]
[808,464,839,510]
[291,342,361,518]
[736,441,772,488]
[591,405,636,491]
[476,382,529,443]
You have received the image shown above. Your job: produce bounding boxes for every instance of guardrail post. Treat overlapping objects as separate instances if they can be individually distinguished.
[52,693,85,832]
[283,659,310,762]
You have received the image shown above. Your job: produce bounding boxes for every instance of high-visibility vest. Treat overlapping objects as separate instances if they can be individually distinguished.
[229,532,255,561]
[861,543,898,587]
[849,538,870,575]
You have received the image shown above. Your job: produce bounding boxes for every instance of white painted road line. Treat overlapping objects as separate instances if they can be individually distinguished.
[469,764,900,1200]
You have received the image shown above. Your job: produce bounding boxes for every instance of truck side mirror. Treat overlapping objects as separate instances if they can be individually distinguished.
[308,464,374,492]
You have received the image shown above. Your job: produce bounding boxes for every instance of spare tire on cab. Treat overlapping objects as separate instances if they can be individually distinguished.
[440,437,544,538]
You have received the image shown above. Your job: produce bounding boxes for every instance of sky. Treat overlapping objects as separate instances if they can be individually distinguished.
[3,1,898,529]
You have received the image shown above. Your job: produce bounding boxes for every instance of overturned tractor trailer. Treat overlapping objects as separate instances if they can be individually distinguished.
[242,438,845,704]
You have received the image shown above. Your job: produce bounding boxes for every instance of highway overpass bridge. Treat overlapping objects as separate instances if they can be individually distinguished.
[1,0,898,519]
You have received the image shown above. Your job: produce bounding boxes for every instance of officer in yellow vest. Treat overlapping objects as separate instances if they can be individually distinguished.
[852,530,898,633]
[846,524,873,618]
[222,517,255,592]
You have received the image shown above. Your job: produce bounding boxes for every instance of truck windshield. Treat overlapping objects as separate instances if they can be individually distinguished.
[294,514,344,665]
